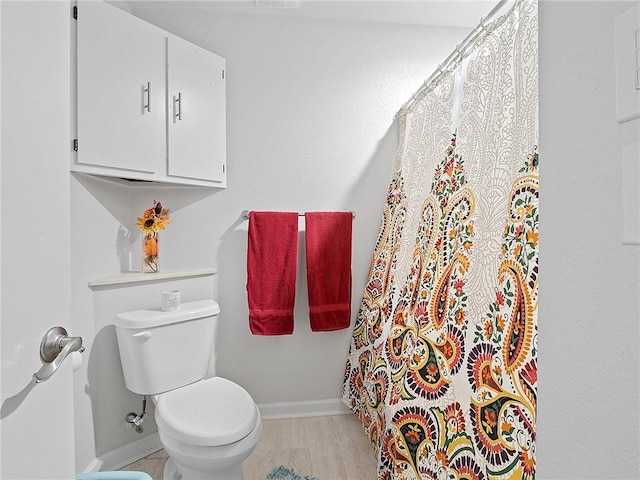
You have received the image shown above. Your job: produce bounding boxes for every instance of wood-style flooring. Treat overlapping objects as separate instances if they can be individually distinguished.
[120,414,378,479]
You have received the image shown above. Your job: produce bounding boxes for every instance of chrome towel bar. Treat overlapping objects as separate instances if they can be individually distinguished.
[241,210,355,220]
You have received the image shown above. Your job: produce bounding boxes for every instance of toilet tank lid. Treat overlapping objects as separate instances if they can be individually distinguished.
[114,299,220,329]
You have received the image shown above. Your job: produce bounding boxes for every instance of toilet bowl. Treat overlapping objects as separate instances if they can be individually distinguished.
[154,377,262,480]
[114,300,262,480]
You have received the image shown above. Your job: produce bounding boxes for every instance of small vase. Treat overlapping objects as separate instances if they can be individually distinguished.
[142,232,159,273]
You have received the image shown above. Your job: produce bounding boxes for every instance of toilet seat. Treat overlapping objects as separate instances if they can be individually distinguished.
[155,377,258,447]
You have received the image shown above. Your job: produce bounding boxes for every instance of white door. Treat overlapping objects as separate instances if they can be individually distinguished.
[1,2,76,479]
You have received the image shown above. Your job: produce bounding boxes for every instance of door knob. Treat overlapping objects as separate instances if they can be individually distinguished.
[33,326,85,383]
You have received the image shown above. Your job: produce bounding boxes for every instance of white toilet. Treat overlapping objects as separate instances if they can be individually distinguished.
[114,299,262,480]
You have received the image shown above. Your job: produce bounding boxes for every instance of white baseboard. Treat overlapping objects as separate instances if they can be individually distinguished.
[81,457,104,473]
[257,398,351,420]
[84,432,163,473]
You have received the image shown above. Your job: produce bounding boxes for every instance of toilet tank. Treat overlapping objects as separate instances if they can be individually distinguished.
[114,299,220,395]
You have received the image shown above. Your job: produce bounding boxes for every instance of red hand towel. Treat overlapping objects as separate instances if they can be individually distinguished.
[247,211,299,335]
[305,212,353,332]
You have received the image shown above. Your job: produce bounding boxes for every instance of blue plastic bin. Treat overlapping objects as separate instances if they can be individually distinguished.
[76,472,152,480]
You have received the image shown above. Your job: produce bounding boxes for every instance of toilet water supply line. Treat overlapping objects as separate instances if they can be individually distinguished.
[126,395,148,433]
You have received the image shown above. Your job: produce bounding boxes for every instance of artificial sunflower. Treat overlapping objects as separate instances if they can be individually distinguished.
[136,200,170,234]
[137,216,159,234]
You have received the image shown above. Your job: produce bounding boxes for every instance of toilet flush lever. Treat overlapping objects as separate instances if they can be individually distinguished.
[33,326,84,383]
[132,331,152,340]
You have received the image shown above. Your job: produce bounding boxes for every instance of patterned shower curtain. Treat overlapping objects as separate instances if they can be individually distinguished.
[342,0,538,479]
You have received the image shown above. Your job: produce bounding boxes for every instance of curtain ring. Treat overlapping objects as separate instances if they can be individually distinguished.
[480,16,489,32]
[455,42,464,60]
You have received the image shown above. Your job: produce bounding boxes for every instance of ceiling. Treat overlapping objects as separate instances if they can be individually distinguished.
[121,0,501,29]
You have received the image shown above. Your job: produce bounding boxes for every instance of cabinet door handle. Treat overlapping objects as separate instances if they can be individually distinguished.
[142,82,151,115]
[173,92,182,121]
[143,82,151,113]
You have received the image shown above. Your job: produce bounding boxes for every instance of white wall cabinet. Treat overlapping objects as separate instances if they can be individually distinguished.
[73,1,227,187]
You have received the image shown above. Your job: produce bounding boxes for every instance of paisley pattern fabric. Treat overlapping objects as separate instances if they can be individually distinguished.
[342,1,538,478]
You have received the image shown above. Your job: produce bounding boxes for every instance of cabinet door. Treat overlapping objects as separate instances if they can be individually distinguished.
[167,37,226,183]
[76,1,165,173]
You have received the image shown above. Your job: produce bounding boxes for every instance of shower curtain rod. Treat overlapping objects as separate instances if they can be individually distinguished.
[395,0,511,119]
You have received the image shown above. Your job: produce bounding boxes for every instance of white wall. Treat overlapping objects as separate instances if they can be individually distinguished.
[1,6,3,475]
[538,1,640,478]
[149,10,468,403]
[72,5,470,471]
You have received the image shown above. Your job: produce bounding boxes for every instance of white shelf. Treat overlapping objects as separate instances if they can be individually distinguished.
[88,268,217,288]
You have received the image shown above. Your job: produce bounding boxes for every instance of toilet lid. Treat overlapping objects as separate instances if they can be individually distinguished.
[155,377,258,447]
